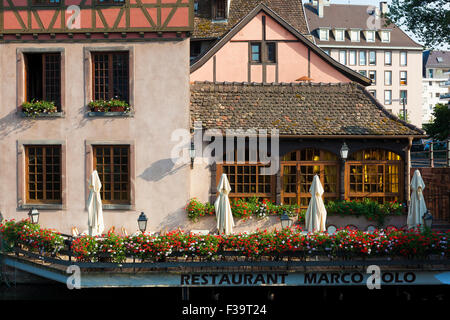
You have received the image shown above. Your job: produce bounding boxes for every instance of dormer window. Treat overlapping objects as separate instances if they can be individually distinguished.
[350,29,360,42]
[319,28,329,41]
[365,30,375,42]
[213,0,227,20]
[334,29,345,41]
[381,30,390,43]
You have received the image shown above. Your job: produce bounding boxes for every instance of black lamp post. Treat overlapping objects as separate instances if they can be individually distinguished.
[28,208,39,224]
[189,141,196,169]
[339,142,349,200]
[137,212,148,233]
[280,212,293,229]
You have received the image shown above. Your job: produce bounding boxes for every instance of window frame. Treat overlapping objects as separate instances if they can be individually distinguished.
[250,42,262,63]
[335,29,345,42]
[212,0,227,20]
[400,90,408,105]
[359,50,367,66]
[384,90,392,105]
[339,50,347,65]
[368,70,376,85]
[384,51,392,66]
[349,50,357,66]
[369,51,376,65]
[345,149,403,203]
[350,29,360,42]
[319,28,330,41]
[400,71,407,85]
[384,70,392,86]
[17,140,66,210]
[84,46,134,109]
[365,30,375,42]
[85,140,135,210]
[281,149,340,210]
[400,51,407,66]
[17,48,65,114]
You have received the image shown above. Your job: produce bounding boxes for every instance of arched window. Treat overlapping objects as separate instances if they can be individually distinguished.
[281,148,339,209]
[346,149,403,203]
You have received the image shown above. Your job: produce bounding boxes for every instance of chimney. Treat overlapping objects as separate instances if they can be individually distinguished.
[317,0,324,18]
[380,2,388,15]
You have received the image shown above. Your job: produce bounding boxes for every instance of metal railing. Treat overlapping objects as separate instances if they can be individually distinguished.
[411,139,450,168]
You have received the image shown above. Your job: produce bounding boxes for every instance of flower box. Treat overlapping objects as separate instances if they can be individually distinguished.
[21,100,59,117]
[87,99,132,115]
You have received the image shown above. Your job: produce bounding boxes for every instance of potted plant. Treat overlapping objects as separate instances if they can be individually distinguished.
[21,100,57,116]
[88,99,131,113]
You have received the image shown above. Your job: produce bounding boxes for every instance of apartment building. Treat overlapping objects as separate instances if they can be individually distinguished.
[304,0,424,127]
[422,50,450,124]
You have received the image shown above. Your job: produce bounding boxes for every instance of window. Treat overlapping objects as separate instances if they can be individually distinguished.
[339,50,347,65]
[347,149,403,203]
[400,51,407,66]
[213,0,227,20]
[190,41,202,59]
[194,1,199,14]
[365,30,375,42]
[369,90,376,98]
[92,52,129,102]
[359,70,367,77]
[319,28,329,41]
[323,49,331,56]
[350,30,360,42]
[93,145,130,204]
[384,90,392,105]
[250,43,261,63]
[335,29,345,41]
[384,51,392,65]
[281,149,339,209]
[428,69,434,78]
[359,51,366,65]
[369,51,376,65]
[368,70,376,84]
[400,71,407,85]
[400,90,407,105]
[25,145,61,204]
[381,31,390,43]
[266,42,276,63]
[436,93,440,98]
[384,71,392,85]
[24,52,61,110]
[349,50,357,66]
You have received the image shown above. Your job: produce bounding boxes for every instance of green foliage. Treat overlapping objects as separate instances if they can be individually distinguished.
[22,100,57,116]
[185,198,214,222]
[386,0,449,48]
[88,99,131,112]
[423,104,450,141]
[325,199,406,226]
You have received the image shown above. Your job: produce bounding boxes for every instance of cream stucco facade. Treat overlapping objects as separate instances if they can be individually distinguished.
[0,40,194,234]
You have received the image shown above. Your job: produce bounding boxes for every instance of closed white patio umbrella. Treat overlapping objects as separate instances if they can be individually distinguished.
[214,173,235,235]
[407,170,427,229]
[305,175,327,233]
[87,170,104,236]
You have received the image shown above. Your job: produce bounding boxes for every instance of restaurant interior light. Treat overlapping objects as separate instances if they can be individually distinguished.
[137,212,148,233]
[28,208,39,224]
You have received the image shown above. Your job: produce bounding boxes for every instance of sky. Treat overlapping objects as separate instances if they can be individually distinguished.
[301,0,445,50]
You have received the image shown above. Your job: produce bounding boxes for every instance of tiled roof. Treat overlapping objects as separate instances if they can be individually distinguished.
[190,81,424,136]
[304,3,423,49]
[423,50,450,69]
[193,0,309,39]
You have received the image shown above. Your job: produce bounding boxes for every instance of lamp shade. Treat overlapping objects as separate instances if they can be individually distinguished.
[280,212,293,229]
[423,211,433,229]
[28,208,39,224]
[137,212,148,233]
[340,142,349,160]
[189,141,196,159]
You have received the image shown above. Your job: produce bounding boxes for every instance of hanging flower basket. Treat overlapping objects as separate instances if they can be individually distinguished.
[88,99,131,113]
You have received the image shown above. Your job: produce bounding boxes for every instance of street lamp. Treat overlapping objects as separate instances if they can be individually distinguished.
[189,141,196,169]
[423,210,433,229]
[280,212,293,229]
[392,97,407,121]
[340,142,349,160]
[137,212,148,233]
[28,208,39,224]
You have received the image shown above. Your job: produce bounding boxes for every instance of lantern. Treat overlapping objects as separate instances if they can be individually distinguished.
[28,208,39,224]
[137,212,148,233]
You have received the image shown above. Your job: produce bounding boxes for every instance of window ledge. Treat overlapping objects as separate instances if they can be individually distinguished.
[102,204,133,210]
[87,111,134,118]
[20,204,63,210]
[212,19,228,23]
[19,112,64,118]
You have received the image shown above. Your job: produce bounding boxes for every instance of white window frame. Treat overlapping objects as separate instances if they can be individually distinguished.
[384,51,392,65]
[365,30,375,42]
[369,51,376,65]
[400,51,407,66]
[349,50,357,65]
[384,90,392,105]
[335,29,345,42]
[359,51,367,65]
[385,70,392,86]
[339,50,347,65]
[350,29,360,42]
[319,28,329,41]
[381,31,390,43]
